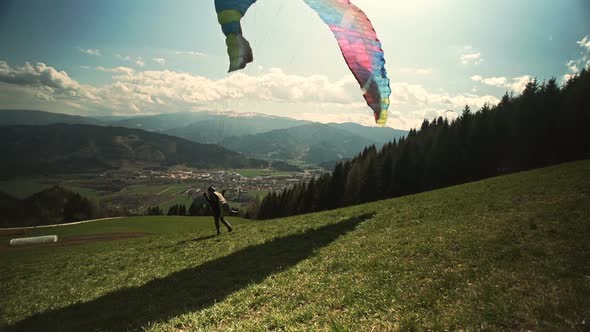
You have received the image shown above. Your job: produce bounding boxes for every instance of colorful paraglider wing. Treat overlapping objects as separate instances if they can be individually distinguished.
[215,0,257,72]
[303,0,391,126]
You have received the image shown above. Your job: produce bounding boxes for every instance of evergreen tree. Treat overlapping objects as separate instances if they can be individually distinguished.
[178,204,187,216]
[146,206,163,215]
[167,204,179,216]
[63,193,93,222]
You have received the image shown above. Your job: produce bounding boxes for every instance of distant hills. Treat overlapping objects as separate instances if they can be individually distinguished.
[106,111,310,136]
[0,124,266,177]
[164,116,310,144]
[223,123,407,163]
[326,122,408,145]
[0,109,105,126]
[108,112,407,163]
[108,112,219,132]
[223,123,372,163]
[0,109,408,169]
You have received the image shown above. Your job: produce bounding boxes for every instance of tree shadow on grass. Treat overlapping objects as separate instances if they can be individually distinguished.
[7,213,375,332]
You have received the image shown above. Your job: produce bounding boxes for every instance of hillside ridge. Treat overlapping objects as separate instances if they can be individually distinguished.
[2,160,589,331]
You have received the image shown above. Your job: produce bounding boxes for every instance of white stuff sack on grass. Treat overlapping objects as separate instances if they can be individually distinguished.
[9,235,58,246]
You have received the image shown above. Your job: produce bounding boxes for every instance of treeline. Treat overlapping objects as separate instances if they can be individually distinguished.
[146,195,258,218]
[146,196,213,216]
[0,186,97,227]
[256,68,590,219]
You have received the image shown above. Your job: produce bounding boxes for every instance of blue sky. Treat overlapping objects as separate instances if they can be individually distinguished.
[1,0,589,129]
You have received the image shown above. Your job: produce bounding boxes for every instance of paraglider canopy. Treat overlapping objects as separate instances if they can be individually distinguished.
[214,0,391,127]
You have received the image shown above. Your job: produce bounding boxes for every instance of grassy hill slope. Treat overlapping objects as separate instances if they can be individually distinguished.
[1,160,589,331]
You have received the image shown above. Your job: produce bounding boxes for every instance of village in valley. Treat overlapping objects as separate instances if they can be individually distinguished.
[0,162,328,217]
[132,167,319,201]
[81,165,326,214]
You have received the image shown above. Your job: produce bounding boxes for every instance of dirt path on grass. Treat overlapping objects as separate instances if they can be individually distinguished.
[157,187,174,195]
[0,217,124,231]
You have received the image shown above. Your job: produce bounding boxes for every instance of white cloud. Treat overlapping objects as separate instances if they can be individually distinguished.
[471,74,532,93]
[175,51,206,57]
[96,66,135,75]
[577,36,590,51]
[116,54,145,67]
[0,60,96,100]
[97,68,360,108]
[510,76,533,93]
[0,61,361,114]
[78,48,102,56]
[460,46,483,65]
[470,75,506,87]
[461,53,482,65]
[391,81,499,110]
[364,81,500,129]
[152,58,166,65]
[564,36,590,81]
[566,60,579,73]
[0,59,504,130]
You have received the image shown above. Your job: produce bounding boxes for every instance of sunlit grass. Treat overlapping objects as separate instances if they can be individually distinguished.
[1,160,588,331]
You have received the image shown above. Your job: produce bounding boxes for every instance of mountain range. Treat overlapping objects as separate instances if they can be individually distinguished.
[0,109,408,171]
[0,109,105,126]
[100,111,407,162]
[222,123,403,163]
[0,124,266,177]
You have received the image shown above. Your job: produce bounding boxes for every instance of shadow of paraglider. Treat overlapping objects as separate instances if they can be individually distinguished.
[7,213,375,332]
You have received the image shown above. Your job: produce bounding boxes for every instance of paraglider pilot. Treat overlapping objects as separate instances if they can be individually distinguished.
[203,186,233,235]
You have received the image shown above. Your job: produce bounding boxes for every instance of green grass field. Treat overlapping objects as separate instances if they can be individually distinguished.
[0,178,55,199]
[0,175,269,215]
[0,178,197,214]
[159,195,195,211]
[0,177,103,201]
[123,184,191,196]
[121,184,194,211]
[1,160,589,331]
